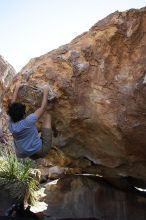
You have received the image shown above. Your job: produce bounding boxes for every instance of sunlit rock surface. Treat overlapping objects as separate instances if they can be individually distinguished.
[0,56,16,149]
[3,8,146,187]
[0,55,16,104]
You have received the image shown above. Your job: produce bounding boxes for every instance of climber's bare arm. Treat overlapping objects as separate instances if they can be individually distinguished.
[11,82,23,104]
[34,85,49,119]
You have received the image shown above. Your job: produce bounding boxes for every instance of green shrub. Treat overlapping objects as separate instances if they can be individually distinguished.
[0,152,38,204]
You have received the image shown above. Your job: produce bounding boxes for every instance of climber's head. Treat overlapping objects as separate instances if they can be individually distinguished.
[7,102,26,122]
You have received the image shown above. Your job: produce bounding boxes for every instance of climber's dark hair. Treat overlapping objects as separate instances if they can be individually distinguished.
[7,102,26,122]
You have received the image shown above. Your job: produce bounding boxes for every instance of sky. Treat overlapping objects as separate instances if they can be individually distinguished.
[0,0,146,72]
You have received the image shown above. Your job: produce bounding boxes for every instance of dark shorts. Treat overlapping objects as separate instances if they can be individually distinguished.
[30,128,52,159]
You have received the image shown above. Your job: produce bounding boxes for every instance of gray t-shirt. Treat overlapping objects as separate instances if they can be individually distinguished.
[9,113,42,158]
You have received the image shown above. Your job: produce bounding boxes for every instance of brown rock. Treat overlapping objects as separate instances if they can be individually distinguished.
[38,147,91,169]
[3,8,146,182]
[44,175,146,219]
[0,56,16,151]
[40,165,82,179]
[0,55,16,104]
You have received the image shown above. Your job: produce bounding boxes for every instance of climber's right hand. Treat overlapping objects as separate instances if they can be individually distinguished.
[15,82,24,90]
[42,85,49,94]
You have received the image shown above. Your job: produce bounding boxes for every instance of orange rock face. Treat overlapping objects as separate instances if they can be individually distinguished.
[3,8,146,182]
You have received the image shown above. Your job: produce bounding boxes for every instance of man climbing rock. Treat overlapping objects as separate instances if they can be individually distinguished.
[7,82,52,159]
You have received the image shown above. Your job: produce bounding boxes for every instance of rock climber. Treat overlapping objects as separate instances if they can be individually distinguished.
[7,82,52,159]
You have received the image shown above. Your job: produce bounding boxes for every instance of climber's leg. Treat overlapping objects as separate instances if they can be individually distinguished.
[42,112,52,129]
[41,113,52,155]
[30,113,52,159]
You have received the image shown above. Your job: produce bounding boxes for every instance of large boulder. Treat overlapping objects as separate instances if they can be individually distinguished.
[3,8,146,184]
